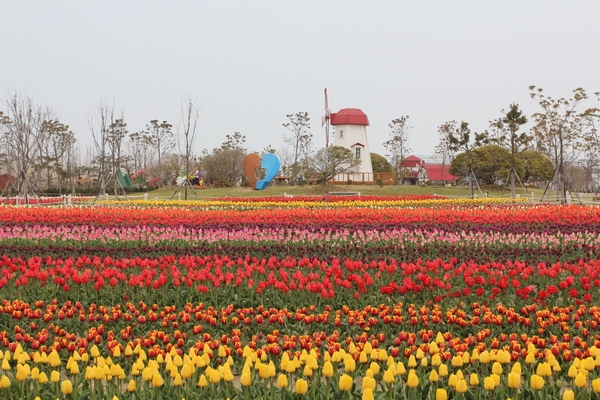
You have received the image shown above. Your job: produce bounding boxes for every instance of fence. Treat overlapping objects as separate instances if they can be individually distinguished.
[330,172,396,185]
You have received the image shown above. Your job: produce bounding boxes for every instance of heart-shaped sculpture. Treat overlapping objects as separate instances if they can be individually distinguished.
[242,153,280,190]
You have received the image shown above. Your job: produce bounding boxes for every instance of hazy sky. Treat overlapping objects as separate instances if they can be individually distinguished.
[2,1,599,160]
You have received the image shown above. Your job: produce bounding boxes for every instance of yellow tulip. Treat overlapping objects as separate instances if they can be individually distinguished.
[181,363,193,379]
[421,357,428,368]
[0,375,9,388]
[38,372,48,384]
[563,389,575,400]
[575,372,587,388]
[469,373,479,386]
[172,373,182,386]
[127,379,136,392]
[50,370,60,383]
[447,373,457,387]
[429,342,439,354]
[383,369,395,384]
[492,362,502,375]
[456,379,468,393]
[484,376,496,390]
[197,374,207,387]
[61,380,73,395]
[16,364,29,381]
[407,355,417,368]
[362,387,374,400]
[303,364,313,377]
[359,352,368,364]
[339,374,353,391]
[508,372,521,389]
[240,373,251,387]
[369,362,380,375]
[322,360,334,378]
[344,356,356,373]
[536,362,551,377]
[69,361,80,375]
[296,378,308,395]
[525,352,536,364]
[49,350,61,368]
[90,345,100,358]
[431,354,441,366]
[584,357,595,371]
[438,364,448,377]
[277,374,288,388]
[209,368,220,383]
[396,362,406,375]
[479,351,490,364]
[222,365,234,382]
[593,377,600,393]
[567,365,578,378]
[530,374,544,390]
[511,362,522,374]
[407,371,419,388]
[435,388,448,400]
[429,369,439,382]
[362,376,376,392]
[152,373,164,387]
[1,359,9,371]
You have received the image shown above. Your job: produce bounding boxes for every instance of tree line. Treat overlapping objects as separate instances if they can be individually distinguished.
[0,87,598,202]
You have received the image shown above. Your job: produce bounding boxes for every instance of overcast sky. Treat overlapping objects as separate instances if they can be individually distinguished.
[2,1,599,160]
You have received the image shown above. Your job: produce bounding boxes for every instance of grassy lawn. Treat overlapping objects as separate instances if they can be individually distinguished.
[125,183,550,200]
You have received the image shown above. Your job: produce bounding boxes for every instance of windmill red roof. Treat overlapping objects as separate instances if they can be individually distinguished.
[330,108,369,126]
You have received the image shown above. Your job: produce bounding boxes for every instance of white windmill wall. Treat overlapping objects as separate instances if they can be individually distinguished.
[332,124,373,176]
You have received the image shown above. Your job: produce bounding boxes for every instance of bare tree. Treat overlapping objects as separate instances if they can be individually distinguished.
[384,116,412,183]
[529,86,597,203]
[146,120,174,166]
[107,117,128,195]
[128,131,153,175]
[2,92,49,200]
[178,96,200,200]
[89,100,115,194]
[40,119,76,194]
[435,121,458,184]
[446,121,489,197]
[489,103,530,197]
[283,112,313,184]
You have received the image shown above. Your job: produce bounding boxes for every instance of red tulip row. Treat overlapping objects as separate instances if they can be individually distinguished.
[1,204,599,228]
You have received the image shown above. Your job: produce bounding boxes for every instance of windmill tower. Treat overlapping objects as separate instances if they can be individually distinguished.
[324,89,373,178]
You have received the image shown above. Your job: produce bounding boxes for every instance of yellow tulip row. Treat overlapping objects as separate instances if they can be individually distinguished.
[1,338,600,399]
[101,196,528,209]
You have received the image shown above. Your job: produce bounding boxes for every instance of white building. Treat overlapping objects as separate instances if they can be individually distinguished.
[330,108,373,179]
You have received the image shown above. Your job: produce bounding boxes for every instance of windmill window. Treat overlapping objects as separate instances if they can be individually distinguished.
[339,130,343,138]
[355,147,361,159]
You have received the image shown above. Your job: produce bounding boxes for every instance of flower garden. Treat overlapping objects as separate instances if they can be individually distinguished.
[0,195,599,399]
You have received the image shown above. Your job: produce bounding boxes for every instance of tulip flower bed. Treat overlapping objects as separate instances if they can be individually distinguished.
[99,194,529,210]
[0,200,599,399]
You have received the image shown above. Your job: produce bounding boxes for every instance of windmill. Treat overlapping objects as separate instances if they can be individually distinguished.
[322,88,331,147]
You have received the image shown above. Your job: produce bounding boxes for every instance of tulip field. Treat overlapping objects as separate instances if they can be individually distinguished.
[1,195,600,399]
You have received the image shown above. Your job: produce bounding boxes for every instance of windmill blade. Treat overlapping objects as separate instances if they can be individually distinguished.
[323,88,331,147]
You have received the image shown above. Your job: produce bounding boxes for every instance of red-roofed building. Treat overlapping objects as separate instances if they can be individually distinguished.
[401,155,423,168]
[424,164,457,183]
[0,174,17,191]
[399,156,458,184]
